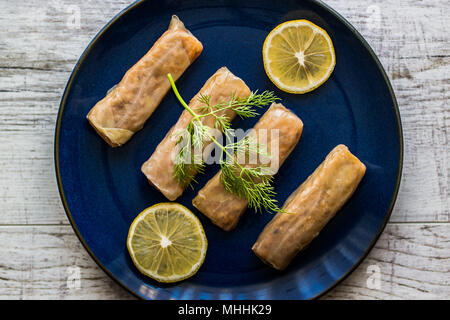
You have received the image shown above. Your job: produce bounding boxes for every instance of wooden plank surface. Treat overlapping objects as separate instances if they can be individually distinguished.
[0,224,447,300]
[0,0,448,299]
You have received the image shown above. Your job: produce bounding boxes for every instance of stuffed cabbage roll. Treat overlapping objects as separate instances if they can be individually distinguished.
[87,15,203,147]
[252,144,366,270]
[192,103,303,231]
[141,67,251,201]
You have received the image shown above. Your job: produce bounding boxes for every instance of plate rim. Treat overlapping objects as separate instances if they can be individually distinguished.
[54,0,403,300]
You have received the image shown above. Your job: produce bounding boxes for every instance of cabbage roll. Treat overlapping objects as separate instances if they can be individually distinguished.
[192,103,303,231]
[87,15,203,147]
[141,67,251,201]
[252,144,366,270]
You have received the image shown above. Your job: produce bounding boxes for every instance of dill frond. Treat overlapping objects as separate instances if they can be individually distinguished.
[167,73,282,213]
[219,136,282,213]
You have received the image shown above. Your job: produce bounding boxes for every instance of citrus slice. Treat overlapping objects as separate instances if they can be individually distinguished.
[263,20,336,94]
[127,203,207,283]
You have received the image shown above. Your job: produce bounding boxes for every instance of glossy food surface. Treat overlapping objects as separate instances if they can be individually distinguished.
[253,144,366,270]
[141,67,250,201]
[193,103,303,231]
[86,15,203,147]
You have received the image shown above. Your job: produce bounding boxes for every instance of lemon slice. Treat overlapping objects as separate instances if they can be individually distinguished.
[263,20,336,94]
[127,203,207,283]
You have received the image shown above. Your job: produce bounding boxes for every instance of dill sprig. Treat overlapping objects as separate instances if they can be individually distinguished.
[167,73,282,213]
[173,121,207,185]
[220,136,281,213]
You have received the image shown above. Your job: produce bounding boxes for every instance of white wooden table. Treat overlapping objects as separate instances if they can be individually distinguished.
[0,0,448,299]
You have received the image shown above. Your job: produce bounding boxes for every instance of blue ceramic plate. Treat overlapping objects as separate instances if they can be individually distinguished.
[55,0,402,299]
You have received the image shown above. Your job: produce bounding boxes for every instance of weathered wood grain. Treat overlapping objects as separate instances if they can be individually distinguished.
[0,225,133,299]
[328,0,450,223]
[0,224,447,300]
[324,223,450,299]
[0,0,448,299]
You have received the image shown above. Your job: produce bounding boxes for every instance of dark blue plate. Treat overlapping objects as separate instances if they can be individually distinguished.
[55,0,402,299]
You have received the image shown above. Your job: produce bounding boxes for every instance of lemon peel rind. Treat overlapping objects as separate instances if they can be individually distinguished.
[127,202,207,283]
[263,19,336,94]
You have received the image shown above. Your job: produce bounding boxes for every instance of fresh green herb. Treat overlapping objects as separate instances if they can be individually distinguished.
[167,73,283,213]
[173,122,206,185]
[220,136,280,213]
